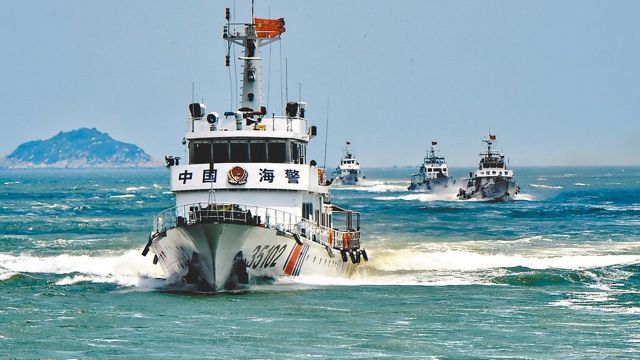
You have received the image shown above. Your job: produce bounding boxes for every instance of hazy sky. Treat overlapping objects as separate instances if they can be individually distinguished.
[1,1,639,167]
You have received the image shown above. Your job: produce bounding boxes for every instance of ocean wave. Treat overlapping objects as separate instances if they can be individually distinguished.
[333,180,409,193]
[109,194,136,199]
[30,202,72,210]
[513,193,534,201]
[126,186,148,192]
[529,184,562,189]
[374,192,458,202]
[0,271,17,282]
[366,249,640,272]
[573,183,590,186]
[273,272,487,287]
[0,250,164,289]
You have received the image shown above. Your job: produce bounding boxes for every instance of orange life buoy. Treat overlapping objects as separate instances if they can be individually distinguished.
[342,232,351,249]
[328,231,334,246]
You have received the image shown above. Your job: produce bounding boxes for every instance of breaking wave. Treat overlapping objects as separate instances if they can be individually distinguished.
[333,180,408,193]
[109,194,136,199]
[374,192,458,202]
[0,250,164,289]
[366,249,640,272]
[530,184,562,189]
[125,186,148,192]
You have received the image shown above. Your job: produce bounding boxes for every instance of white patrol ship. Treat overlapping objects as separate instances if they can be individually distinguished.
[331,141,362,185]
[457,134,520,202]
[408,141,453,191]
[142,7,367,291]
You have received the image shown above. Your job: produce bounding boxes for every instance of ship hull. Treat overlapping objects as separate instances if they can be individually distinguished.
[150,223,359,291]
[337,172,359,185]
[458,179,518,202]
[408,177,452,191]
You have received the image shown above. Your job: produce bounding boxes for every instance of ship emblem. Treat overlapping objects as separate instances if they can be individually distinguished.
[227,166,248,185]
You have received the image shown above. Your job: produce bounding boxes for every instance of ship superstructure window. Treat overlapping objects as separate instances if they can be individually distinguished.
[189,138,306,164]
[291,142,306,164]
[230,140,249,162]
[191,141,213,164]
[213,141,230,162]
[250,140,267,162]
[268,141,287,163]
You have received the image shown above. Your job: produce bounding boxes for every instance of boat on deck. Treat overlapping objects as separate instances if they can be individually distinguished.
[142,6,367,291]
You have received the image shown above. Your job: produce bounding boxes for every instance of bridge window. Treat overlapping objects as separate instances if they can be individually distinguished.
[291,142,306,164]
[230,140,249,162]
[250,140,267,163]
[213,142,229,162]
[190,138,306,164]
[268,141,287,163]
[190,141,213,164]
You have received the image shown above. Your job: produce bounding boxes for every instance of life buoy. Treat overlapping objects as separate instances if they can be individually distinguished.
[318,168,325,185]
[328,231,334,247]
[342,232,351,249]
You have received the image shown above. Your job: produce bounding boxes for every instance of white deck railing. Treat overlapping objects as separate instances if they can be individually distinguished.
[153,202,360,250]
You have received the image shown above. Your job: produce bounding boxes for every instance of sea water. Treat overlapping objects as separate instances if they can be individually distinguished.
[0,167,639,358]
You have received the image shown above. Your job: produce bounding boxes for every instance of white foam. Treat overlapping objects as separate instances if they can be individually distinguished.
[529,184,562,189]
[273,272,484,287]
[375,191,458,202]
[366,249,640,272]
[573,183,590,187]
[31,202,72,210]
[109,194,136,199]
[126,186,148,192]
[333,180,408,193]
[513,193,534,201]
[0,271,17,281]
[0,250,165,288]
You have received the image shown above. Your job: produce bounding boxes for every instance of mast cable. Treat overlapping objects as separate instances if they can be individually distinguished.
[323,98,330,169]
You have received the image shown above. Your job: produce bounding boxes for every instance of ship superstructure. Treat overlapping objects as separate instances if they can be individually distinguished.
[457,134,519,202]
[408,141,452,191]
[142,7,366,291]
[331,142,362,185]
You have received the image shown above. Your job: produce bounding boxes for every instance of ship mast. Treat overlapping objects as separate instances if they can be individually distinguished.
[481,134,495,158]
[223,5,283,113]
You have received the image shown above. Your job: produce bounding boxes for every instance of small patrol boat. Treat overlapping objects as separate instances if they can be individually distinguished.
[142,6,366,291]
[331,141,362,185]
[457,134,519,202]
[408,141,453,191]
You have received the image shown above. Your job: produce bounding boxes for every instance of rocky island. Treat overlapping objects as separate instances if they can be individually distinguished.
[1,128,159,168]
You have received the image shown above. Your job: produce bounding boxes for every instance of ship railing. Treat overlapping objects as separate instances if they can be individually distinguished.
[259,115,308,133]
[153,202,361,250]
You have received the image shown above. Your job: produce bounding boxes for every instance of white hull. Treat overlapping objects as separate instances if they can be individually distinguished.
[408,176,452,191]
[150,223,360,290]
[459,179,518,202]
[335,172,359,186]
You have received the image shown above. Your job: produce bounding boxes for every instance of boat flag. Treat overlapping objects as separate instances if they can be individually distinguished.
[489,134,496,140]
[432,141,437,145]
[254,18,286,38]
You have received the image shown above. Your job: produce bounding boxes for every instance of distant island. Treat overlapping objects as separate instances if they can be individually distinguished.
[1,128,160,169]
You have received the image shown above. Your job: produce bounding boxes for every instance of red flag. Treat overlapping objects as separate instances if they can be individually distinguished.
[489,134,496,140]
[254,18,286,38]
